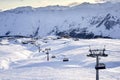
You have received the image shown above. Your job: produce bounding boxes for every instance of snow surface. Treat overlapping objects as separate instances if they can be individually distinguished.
[0,36,120,80]
[0,2,120,38]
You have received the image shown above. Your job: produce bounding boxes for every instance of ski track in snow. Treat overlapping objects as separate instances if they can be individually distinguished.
[0,37,120,80]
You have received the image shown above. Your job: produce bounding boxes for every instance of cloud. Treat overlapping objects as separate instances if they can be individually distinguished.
[95,0,120,3]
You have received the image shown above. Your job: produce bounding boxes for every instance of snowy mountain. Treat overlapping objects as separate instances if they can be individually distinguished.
[0,2,120,38]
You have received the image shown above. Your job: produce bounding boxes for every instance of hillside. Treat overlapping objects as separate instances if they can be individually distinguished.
[0,2,120,38]
[0,36,120,80]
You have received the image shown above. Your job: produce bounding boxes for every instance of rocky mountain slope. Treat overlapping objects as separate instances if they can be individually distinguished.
[0,2,120,38]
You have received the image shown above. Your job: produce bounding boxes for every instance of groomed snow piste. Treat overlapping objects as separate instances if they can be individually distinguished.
[0,36,120,80]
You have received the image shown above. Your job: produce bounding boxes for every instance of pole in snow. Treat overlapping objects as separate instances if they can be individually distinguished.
[43,48,51,61]
[87,46,108,80]
[35,43,41,52]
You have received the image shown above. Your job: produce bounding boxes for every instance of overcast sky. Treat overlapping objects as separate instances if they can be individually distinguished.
[0,0,119,10]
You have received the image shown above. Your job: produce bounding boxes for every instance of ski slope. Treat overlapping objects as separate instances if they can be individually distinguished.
[0,36,120,80]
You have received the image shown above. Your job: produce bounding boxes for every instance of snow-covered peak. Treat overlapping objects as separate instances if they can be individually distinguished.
[0,2,120,38]
[1,2,120,13]
[41,5,69,10]
[3,6,35,14]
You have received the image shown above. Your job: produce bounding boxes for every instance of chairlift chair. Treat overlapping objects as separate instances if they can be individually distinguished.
[51,55,56,58]
[87,53,96,58]
[102,53,108,57]
[95,63,106,69]
[63,58,69,62]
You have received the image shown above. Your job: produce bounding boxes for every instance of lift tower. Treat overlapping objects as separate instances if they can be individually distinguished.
[43,48,51,61]
[87,46,108,80]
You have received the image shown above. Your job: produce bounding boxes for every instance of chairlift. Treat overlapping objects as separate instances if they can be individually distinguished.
[95,63,106,69]
[63,58,69,62]
[51,55,56,58]
[87,53,96,58]
[102,53,108,57]
[99,52,108,57]
[46,52,49,54]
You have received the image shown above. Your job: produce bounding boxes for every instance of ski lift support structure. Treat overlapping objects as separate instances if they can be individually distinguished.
[87,46,108,80]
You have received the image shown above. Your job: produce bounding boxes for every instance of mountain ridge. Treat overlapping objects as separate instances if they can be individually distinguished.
[0,2,120,39]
